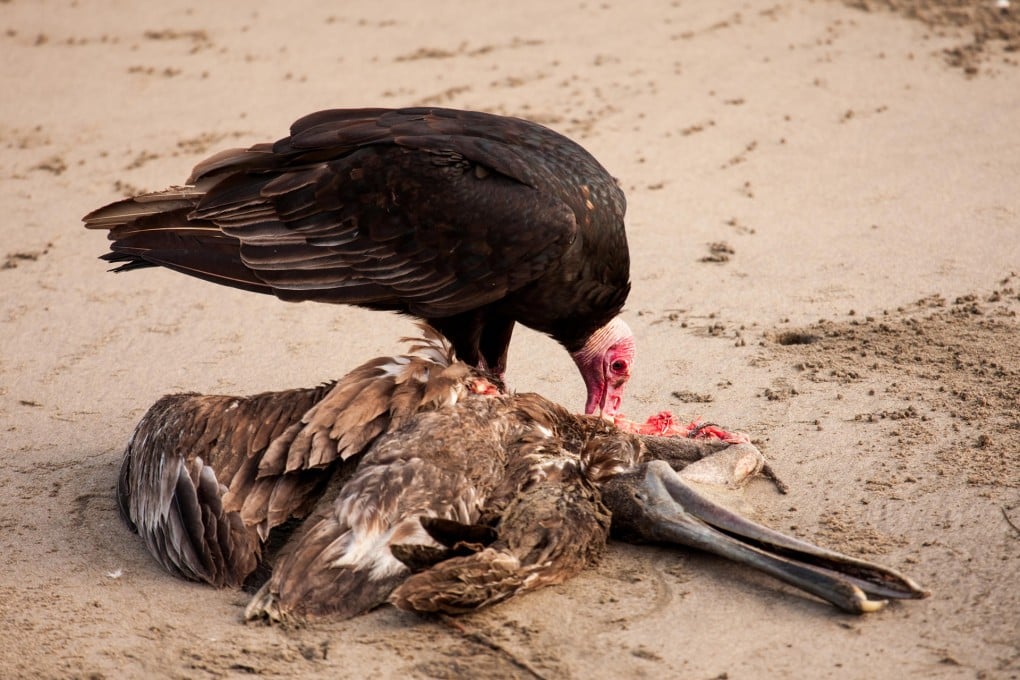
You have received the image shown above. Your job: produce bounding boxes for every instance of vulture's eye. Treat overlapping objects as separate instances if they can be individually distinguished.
[610,359,628,374]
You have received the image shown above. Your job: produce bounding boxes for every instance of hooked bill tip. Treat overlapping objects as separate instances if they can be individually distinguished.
[858,598,888,614]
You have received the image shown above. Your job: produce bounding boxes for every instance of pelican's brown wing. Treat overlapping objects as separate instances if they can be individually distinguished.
[117,383,335,588]
[253,327,472,472]
[118,326,478,589]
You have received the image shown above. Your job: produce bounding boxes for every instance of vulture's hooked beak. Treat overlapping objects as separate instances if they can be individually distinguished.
[601,460,929,614]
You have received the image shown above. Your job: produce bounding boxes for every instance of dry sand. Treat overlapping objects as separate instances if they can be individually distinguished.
[2,1,1018,678]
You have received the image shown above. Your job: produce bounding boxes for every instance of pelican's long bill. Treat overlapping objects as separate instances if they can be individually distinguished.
[601,460,929,614]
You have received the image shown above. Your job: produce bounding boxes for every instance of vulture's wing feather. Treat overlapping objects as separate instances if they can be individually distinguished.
[86,108,582,318]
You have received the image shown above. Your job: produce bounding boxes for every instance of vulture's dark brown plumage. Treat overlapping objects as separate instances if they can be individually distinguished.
[116,328,927,621]
[84,107,636,416]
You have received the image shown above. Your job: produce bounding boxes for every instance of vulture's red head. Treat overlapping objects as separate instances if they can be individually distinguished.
[571,317,635,418]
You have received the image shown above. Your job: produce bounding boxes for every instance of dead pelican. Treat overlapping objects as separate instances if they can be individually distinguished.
[115,328,927,620]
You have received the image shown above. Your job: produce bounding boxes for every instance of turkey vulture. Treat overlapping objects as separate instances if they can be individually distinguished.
[116,327,927,620]
[84,107,634,416]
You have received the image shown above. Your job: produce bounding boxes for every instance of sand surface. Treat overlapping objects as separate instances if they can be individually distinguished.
[2,1,1019,678]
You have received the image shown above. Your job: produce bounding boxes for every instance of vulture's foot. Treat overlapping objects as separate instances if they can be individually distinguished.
[601,460,929,614]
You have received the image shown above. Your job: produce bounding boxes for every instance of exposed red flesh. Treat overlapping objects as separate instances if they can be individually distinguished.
[614,410,749,443]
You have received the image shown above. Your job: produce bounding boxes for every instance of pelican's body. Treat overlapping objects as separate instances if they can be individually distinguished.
[116,329,927,620]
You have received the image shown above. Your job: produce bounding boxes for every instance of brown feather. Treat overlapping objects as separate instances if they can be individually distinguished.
[118,328,474,592]
[118,384,334,587]
[390,456,612,614]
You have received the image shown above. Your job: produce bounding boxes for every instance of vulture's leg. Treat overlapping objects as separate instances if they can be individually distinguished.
[389,469,612,615]
[478,316,515,384]
[601,460,929,614]
[428,312,484,370]
[428,312,514,389]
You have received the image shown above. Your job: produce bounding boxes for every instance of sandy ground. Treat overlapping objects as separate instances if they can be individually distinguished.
[2,1,1019,678]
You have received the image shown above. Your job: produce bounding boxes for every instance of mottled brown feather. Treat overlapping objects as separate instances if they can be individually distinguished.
[245,388,510,621]
[389,454,612,614]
